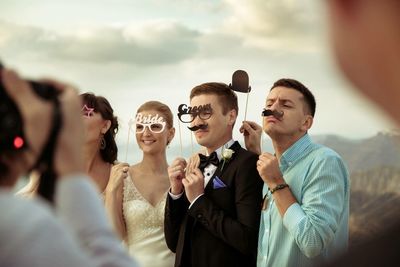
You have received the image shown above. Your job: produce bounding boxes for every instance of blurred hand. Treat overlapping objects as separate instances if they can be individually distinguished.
[50,81,85,177]
[106,163,130,193]
[1,69,84,177]
[182,168,204,203]
[2,69,52,167]
[240,121,262,155]
[168,157,187,195]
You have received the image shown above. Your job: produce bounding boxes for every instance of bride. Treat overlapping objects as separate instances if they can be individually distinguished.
[105,101,175,267]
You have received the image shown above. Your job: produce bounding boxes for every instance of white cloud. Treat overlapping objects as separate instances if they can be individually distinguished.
[220,0,323,51]
[0,0,395,146]
[0,0,324,67]
[0,19,200,65]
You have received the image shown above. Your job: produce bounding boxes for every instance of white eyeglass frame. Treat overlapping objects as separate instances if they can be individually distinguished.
[135,113,167,134]
[135,122,166,133]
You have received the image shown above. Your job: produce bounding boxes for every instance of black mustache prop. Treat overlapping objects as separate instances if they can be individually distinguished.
[262,109,284,119]
[188,124,208,131]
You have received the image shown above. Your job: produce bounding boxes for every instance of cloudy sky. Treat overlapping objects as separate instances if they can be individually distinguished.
[0,0,396,161]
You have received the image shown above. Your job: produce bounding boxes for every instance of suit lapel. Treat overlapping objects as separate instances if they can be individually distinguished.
[205,141,241,192]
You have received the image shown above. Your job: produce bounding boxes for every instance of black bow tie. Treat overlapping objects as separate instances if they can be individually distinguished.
[199,152,219,171]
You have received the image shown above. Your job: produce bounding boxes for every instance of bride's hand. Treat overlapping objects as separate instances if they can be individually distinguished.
[105,162,129,194]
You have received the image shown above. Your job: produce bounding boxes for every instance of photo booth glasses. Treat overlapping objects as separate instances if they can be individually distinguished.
[179,111,213,123]
[177,103,213,123]
[82,105,95,118]
[135,122,166,134]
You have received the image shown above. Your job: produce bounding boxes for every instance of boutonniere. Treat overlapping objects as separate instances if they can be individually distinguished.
[221,147,234,171]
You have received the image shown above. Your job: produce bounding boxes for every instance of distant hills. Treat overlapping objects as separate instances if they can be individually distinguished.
[119,131,400,246]
[314,131,400,173]
[315,131,400,246]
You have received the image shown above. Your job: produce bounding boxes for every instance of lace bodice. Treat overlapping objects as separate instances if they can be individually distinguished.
[123,175,174,267]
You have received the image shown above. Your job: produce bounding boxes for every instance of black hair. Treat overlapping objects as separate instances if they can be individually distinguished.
[81,93,119,163]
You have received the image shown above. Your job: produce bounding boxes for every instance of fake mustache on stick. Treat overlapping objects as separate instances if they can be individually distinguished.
[188,124,208,131]
[262,109,284,119]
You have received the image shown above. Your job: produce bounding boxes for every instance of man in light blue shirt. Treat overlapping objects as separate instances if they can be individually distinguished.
[241,78,350,267]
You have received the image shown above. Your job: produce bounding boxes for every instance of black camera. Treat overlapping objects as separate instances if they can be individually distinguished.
[0,62,62,203]
[0,62,59,153]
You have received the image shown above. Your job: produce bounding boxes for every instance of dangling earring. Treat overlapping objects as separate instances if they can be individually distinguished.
[166,140,170,149]
[100,135,106,150]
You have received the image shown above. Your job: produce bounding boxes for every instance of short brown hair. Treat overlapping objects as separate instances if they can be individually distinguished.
[271,78,316,117]
[190,82,238,115]
[137,101,173,129]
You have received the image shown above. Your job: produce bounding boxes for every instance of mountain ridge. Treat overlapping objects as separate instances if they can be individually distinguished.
[314,131,400,246]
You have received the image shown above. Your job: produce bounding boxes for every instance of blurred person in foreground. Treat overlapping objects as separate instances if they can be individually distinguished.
[0,67,138,267]
[17,92,121,197]
[322,0,400,266]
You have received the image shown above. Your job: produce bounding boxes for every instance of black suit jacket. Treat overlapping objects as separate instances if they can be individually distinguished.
[164,142,263,267]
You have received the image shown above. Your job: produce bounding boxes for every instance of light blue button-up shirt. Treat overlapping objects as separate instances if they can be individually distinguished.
[257,134,350,267]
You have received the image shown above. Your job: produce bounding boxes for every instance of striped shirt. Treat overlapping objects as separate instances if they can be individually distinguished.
[257,134,350,267]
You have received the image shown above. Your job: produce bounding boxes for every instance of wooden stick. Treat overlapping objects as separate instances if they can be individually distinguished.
[178,120,183,157]
[190,130,194,155]
[244,91,250,121]
[125,118,134,162]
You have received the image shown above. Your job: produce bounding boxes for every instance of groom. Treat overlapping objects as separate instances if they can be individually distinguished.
[165,82,263,267]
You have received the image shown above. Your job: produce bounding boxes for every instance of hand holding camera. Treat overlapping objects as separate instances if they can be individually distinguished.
[0,65,84,195]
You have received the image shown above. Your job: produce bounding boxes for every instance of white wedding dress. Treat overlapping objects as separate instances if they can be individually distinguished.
[123,175,175,267]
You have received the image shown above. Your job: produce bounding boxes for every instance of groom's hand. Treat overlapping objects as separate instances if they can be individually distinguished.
[168,157,187,195]
[182,168,204,203]
[186,153,201,176]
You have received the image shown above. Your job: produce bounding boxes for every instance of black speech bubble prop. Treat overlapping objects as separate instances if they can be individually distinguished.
[229,70,251,93]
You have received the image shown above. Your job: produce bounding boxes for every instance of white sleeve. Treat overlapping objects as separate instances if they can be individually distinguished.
[1,200,96,267]
[0,186,137,267]
[55,173,139,267]
[168,190,183,200]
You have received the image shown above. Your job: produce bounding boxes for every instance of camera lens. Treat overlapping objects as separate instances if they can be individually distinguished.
[29,81,59,100]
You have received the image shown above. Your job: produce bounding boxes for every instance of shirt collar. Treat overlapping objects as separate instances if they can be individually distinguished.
[280,134,312,167]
